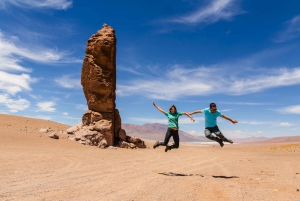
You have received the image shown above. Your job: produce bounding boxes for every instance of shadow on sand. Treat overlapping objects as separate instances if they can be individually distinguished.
[158,172,239,179]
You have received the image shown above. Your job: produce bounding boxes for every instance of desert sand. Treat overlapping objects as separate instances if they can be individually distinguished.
[0,114,299,201]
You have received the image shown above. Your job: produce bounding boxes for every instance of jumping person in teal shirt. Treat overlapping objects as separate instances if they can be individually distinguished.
[152,102,195,152]
[189,103,238,147]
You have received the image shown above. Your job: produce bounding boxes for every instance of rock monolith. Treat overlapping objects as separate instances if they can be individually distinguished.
[67,24,146,149]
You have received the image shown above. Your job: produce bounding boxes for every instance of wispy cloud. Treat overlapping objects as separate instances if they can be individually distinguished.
[279,122,294,127]
[76,104,88,111]
[274,15,300,42]
[228,68,300,95]
[239,121,271,125]
[0,31,76,72]
[118,65,300,100]
[0,94,30,112]
[55,75,81,89]
[2,0,73,10]
[130,117,203,125]
[220,101,270,106]
[37,101,56,112]
[118,66,145,75]
[275,105,300,114]
[164,0,244,25]
[0,71,37,94]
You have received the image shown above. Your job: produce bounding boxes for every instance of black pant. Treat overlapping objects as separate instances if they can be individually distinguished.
[204,125,230,142]
[158,128,179,149]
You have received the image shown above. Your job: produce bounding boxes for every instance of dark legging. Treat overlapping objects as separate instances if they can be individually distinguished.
[158,128,179,149]
[204,125,230,142]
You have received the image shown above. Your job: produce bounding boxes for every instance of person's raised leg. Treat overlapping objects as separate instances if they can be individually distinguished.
[205,128,224,147]
[214,126,233,144]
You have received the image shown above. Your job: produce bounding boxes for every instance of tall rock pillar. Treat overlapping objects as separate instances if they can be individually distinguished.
[81,24,119,146]
[66,24,146,149]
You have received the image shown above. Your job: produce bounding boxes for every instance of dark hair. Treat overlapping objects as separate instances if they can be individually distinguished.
[169,104,177,112]
[210,103,217,108]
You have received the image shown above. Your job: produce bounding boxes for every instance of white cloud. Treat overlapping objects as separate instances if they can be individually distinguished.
[55,75,81,89]
[76,104,88,111]
[36,115,52,120]
[228,68,300,95]
[2,0,72,10]
[279,122,294,127]
[0,30,80,106]
[220,101,270,106]
[239,121,271,125]
[220,129,247,138]
[275,15,300,42]
[37,101,56,112]
[276,105,300,114]
[62,112,68,116]
[0,71,37,94]
[165,0,244,24]
[0,94,30,112]
[0,31,79,72]
[130,117,203,125]
[118,65,300,99]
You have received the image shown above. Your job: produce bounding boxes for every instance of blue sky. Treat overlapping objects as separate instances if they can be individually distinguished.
[0,0,300,138]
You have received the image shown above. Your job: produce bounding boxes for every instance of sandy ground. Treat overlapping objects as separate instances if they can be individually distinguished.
[1,114,300,201]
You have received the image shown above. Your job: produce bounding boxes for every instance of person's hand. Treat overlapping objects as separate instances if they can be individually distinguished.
[152,101,156,106]
[232,120,238,124]
[189,116,195,122]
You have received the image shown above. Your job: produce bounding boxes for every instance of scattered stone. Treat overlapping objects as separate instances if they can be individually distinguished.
[39,128,49,133]
[48,133,59,139]
[66,123,82,134]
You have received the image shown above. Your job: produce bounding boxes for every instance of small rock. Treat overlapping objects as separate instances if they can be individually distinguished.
[39,128,49,133]
[48,133,59,139]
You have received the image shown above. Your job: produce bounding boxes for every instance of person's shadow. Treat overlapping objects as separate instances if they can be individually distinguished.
[158,172,239,179]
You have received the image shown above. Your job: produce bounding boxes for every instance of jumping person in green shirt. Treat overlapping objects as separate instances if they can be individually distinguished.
[189,102,238,147]
[152,102,195,152]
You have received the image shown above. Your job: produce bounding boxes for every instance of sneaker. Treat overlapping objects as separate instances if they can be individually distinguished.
[165,145,171,152]
[227,139,234,144]
[153,141,159,149]
[217,139,224,147]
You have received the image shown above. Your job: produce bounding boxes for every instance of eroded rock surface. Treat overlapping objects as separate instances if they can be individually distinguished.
[67,24,145,149]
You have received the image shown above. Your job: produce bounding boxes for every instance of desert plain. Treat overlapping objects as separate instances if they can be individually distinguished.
[0,114,300,201]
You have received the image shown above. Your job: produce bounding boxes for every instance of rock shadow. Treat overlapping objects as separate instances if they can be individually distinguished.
[158,172,204,177]
[158,172,239,179]
[212,175,239,179]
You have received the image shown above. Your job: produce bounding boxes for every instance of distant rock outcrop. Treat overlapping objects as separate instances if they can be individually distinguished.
[67,24,146,149]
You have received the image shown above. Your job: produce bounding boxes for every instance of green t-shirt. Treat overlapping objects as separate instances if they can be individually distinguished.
[165,111,182,129]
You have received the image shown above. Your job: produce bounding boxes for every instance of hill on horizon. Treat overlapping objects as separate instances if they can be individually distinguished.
[122,123,300,143]
[122,123,210,142]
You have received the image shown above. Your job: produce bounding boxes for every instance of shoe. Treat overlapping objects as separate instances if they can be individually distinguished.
[165,145,171,152]
[153,141,159,149]
[227,139,234,144]
[217,139,224,147]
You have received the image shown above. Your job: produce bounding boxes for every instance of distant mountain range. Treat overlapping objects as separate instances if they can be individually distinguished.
[122,123,209,142]
[122,123,300,143]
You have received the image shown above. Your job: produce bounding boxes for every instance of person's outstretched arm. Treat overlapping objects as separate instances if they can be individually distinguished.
[182,112,195,122]
[152,102,166,115]
[221,115,238,124]
[188,110,202,115]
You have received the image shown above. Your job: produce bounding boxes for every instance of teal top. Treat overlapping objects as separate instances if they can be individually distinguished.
[165,111,182,129]
[203,108,222,128]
